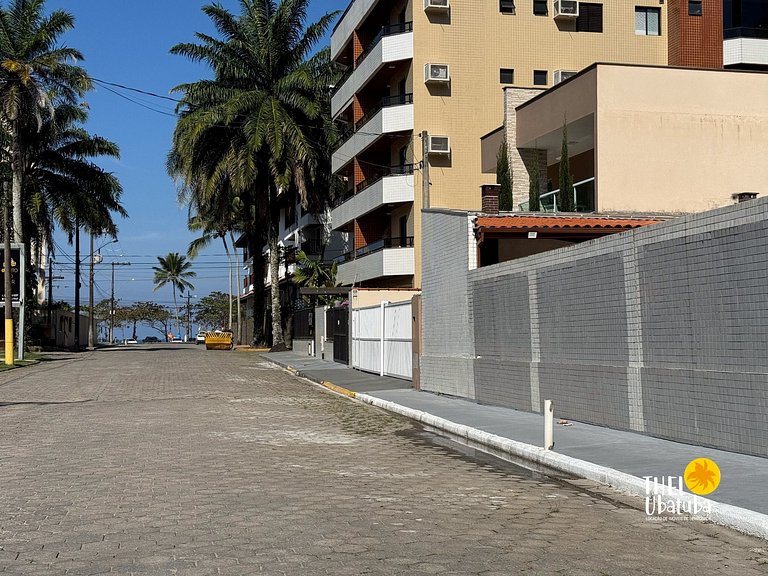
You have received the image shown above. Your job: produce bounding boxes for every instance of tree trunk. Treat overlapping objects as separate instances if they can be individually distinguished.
[268,183,284,348]
[172,287,180,338]
[10,124,23,244]
[248,234,267,347]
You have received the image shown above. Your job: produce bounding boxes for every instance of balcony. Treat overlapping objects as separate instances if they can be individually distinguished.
[331,0,384,60]
[332,97,413,173]
[331,165,415,230]
[332,24,413,117]
[336,237,415,285]
[724,32,768,68]
[517,178,596,212]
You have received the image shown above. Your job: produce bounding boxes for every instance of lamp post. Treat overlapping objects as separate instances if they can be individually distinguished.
[184,294,197,342]
[88,237,117,350]
[109,261,131,343]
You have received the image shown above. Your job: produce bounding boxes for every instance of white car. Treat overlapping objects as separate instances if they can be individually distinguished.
[124,338,138,344]
[195,332,206,345]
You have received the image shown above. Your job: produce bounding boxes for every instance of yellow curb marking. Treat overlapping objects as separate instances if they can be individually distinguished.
[321,381,356,399]
[235,347,270,353]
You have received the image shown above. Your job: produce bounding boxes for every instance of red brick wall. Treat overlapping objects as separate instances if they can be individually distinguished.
[668,0,723,69]
[353,216,388,250]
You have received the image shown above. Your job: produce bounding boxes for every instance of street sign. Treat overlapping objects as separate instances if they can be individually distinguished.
[0,246,23,305]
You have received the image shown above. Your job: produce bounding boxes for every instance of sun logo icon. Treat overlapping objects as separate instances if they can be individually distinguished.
[684,458,721,495]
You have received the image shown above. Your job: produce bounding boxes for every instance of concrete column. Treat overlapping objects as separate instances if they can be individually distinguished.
[528,270,541,412]
[623,242,646,432]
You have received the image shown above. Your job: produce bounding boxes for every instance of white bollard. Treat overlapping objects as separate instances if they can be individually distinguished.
[544,399,554,450]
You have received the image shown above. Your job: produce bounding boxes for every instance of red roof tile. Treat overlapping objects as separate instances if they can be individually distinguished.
[476,215,660,232]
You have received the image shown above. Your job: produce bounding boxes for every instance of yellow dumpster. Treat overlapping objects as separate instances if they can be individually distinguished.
[204,330,234,350]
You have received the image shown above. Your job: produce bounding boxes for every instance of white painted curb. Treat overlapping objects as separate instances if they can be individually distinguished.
[357,393,768,541]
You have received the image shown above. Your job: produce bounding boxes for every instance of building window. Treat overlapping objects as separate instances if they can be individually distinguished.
[500,0,516,14]
[500,68,515,84]
[576,3,603,32]
[533,0,548,16]
[533,70,547,86]
[688,0,702,16]
[635,7,661,36]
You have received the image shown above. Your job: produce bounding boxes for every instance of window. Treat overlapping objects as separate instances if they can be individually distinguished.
[688,0,702,16]
[635,7,661,36]
[500,0,515,14]
[533,70,547,85]
[533,0,548,16]
[576,3,603,32]
[500,68,515,83]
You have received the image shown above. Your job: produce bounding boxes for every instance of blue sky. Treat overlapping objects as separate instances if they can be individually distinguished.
[47,0,342,321]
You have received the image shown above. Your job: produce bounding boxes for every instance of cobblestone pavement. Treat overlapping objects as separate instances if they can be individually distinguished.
[0,347,766,575]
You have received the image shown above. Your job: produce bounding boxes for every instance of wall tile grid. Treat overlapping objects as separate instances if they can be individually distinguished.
[421,198,768,456]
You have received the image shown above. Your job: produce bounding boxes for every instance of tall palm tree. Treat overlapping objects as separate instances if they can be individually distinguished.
[152,252,196,339]
[170,0,339,348]
[0,0,91,243]
[25,102,126,247]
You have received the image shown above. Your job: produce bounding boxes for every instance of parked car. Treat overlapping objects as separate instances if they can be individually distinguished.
[143,336,159,343]
[195,332,206,345]
[124,338,138,345]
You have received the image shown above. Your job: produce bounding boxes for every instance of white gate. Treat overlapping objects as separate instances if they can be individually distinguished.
[351,300,412,380]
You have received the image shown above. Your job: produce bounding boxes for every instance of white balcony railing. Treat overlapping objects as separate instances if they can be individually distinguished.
[337,246,414,285]
[332,30,413,118]
[332,103,413,173]
[331,171,414,230]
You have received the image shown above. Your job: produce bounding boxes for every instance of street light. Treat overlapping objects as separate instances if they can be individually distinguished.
[88,237,117,350]
[109,260,131,343]
[184,294,198,342]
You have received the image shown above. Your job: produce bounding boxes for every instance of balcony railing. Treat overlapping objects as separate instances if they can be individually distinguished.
[517,177,596,212]
[300,238,323,255]
[357,163,415,193]
[724,27,768,40]
[354,93,413,131]
[355,21,413,68]
[331,21,413,98]
[335,236,414,263]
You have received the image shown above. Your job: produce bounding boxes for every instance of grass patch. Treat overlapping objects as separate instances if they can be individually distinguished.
[0,352,46,371]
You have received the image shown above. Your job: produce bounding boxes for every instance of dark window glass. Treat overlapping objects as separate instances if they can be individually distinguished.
[500,0,516,14]
[689,1,703,16]
[635,7,661,36]
[534,0,548,16]
[576,3,603,32]
[500,68,515,83]
[533,70,547,85]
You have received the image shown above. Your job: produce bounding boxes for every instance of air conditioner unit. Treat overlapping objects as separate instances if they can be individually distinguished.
[424,0,449,10]
[553,70,577,85]
[428,135,450,155]
[424,63,450,83]
[554,0,579,18]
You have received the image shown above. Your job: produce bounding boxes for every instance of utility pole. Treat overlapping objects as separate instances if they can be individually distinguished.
[88,234,95,350]
[3,181,13,365]
[110,261,130,343]
[421,130,430,210]
[186,294,192,342]
[74,221,80,352]
[47,256,53,330]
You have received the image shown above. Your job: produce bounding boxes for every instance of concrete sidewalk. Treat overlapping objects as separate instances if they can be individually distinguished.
[264,351,768,539]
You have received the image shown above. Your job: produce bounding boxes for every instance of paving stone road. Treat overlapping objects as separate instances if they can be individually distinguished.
[0,346,766,575]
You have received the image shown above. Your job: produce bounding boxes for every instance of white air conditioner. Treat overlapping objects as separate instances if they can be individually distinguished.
[428,135,450,155]
[424,0,449,10]
[424,63,450,83]
[553,70,577,85]
[554,0,579,18]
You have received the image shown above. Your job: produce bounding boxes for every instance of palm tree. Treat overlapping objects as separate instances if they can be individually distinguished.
[152,252,196,339]
[25,102,126,247]
[0,0,91,243]
[170,0,339,348]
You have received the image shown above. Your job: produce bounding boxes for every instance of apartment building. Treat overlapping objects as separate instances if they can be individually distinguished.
[329,0,722,289]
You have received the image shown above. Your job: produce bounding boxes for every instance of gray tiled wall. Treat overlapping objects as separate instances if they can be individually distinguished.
[421,198,768,457]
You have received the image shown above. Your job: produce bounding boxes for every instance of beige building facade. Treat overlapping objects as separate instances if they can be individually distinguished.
[512,64,768,213]
[330,0,706,288]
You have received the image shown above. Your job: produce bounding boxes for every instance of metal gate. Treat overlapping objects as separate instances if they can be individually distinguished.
[326,307,349,365]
